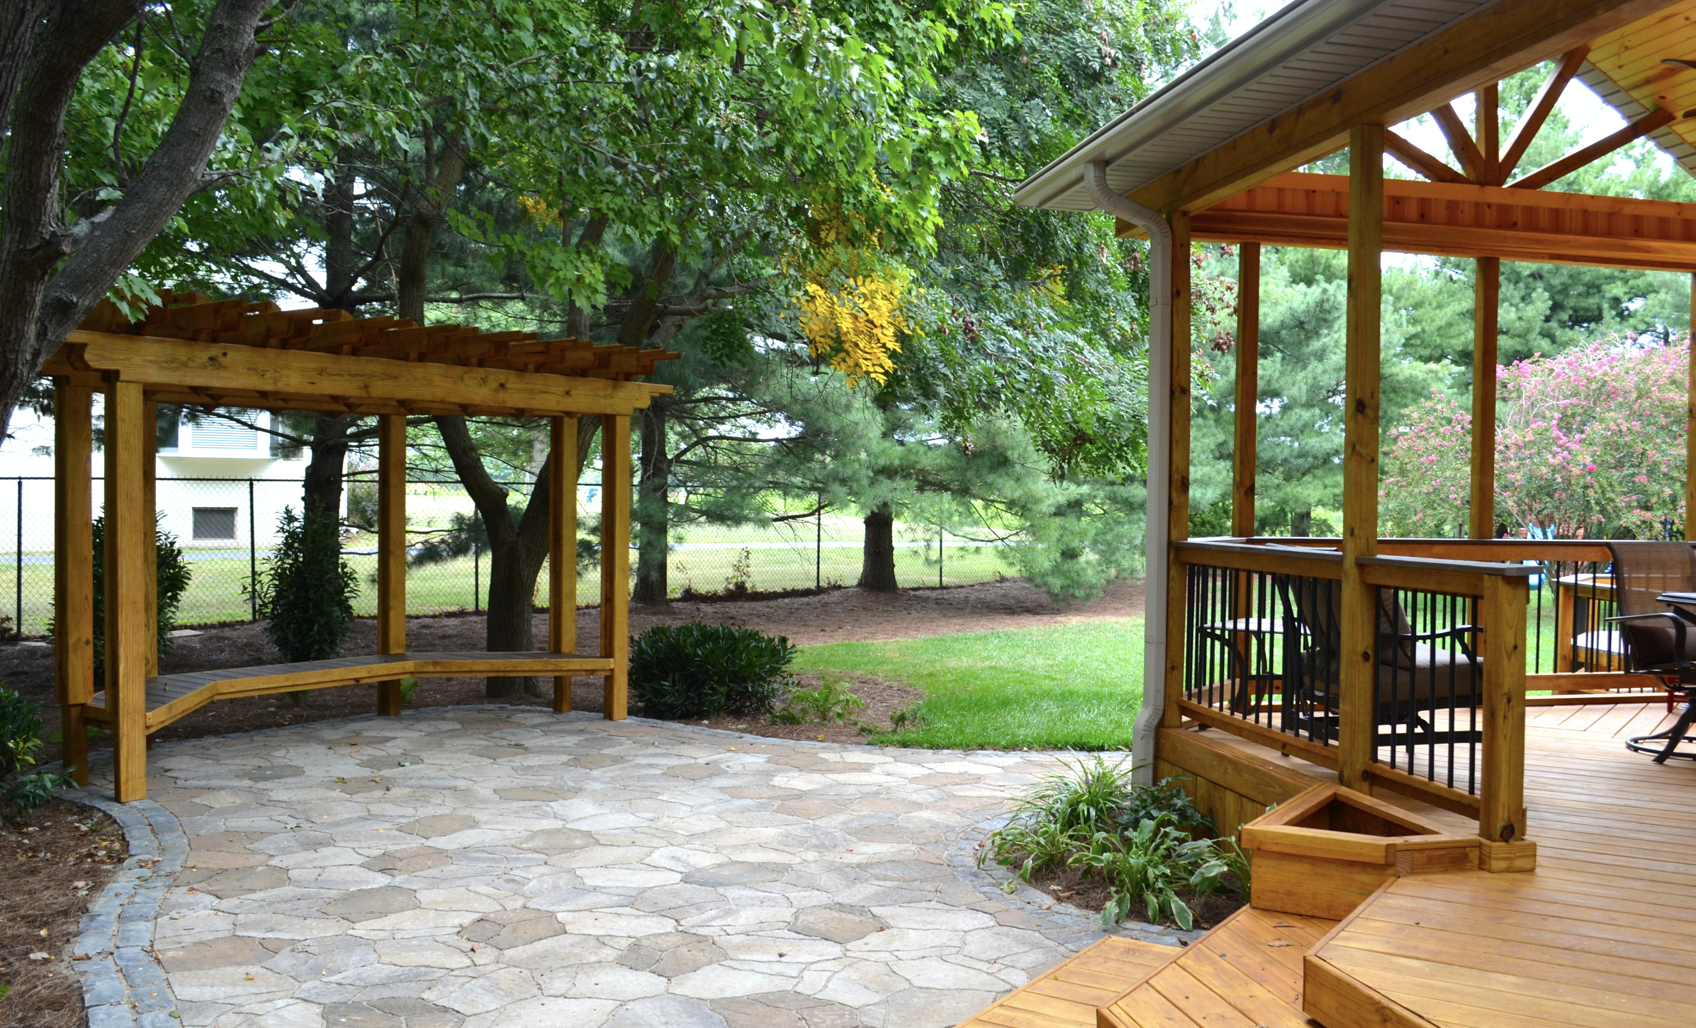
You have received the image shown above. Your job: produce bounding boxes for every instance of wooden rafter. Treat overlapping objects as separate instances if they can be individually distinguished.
[1432,103,1489,180]
[1384,129,1470,183]
[1509,105,1678,189]
[1477,83,1500,182]
[1500,46,1592,181]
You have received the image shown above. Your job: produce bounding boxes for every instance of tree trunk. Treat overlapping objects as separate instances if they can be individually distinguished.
[301,414,354,517]
[859,506,899,591]
[2,0,272,441]
[1291,508,1312,537]
[396,133,468,323]
[633,404,670,605]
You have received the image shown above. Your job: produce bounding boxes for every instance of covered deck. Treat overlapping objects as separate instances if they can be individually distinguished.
[983,0,1696,1025]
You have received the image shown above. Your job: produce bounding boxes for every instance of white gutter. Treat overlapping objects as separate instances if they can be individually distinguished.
[1016,0,1402,209]
[1087,161,1170,785]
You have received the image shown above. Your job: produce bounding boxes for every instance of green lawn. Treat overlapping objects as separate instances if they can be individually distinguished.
[793,618,1144,751]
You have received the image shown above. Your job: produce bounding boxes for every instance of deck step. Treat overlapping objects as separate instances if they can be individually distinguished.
[956,936,1182,1028]
[1096,907,1335,1028]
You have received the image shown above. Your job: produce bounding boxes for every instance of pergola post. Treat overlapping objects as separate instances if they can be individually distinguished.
[1339,123,1385,792]
[104,381,149,801]
[549,416,578,714]
[600,415,631,720]
[1471,257,1501,539]
[54,380,94,787]
[1162,211,1193,731]
[1232,243,1261,537]
[376,414,406,716]
[143,400,158,677]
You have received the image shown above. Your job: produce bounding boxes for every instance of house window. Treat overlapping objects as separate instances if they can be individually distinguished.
[192,507,238,540]
[191,412,259,451]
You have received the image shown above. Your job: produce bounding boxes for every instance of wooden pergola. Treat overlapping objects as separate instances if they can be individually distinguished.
[44,293,675,801]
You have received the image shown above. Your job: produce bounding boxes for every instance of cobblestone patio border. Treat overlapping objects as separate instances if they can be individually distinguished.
[61,783,189,1028]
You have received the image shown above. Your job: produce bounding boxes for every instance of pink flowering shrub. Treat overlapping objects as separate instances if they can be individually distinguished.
[1381,337,1688,538]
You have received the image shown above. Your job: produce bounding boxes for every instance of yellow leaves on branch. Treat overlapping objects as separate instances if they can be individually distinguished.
[515,194,561,228]
[798,270,912,386]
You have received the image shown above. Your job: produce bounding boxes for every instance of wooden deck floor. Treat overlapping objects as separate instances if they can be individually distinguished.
[1315,700,1696,1028]
[970,702,1696,1028]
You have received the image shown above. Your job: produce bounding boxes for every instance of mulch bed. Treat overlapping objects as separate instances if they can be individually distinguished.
[0,799,127,1028]
[1020,861,1246,930]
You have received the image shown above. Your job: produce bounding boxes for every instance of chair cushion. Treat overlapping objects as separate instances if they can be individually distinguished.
[1376,643,1481,707]
[1619,619,1696,669]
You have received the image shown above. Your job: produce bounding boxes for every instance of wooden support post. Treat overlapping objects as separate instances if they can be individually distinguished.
[601,415,631,720]
[1163,212,1194,730]
[54,381,94,787]
[1471,257,1500,539]
[143,401,158,676]
[1479,574,1534,870]
[1688,274,1695,538]
[1232,243,1260,538]
[1476,84,1500,185]
[549,416,578,713]
[1338,123,1385,792]
[104,381,149,802]
[376,414,406,716]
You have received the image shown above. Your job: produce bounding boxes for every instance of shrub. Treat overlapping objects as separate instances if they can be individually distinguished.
[770,680,865,724]
[256,506,359,663]
[628,622,793,719]
[981,761,1247,928]
[87,514,193,657]
[1,687,73,817]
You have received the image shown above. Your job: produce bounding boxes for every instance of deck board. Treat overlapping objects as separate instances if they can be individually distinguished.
[955,936,1183,1028]
[1313,702,1696,1027]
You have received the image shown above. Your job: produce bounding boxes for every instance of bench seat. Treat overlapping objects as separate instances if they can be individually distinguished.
[82,652,615,731]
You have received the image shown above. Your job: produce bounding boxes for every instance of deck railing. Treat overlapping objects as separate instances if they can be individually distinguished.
[1173,539,1539,853]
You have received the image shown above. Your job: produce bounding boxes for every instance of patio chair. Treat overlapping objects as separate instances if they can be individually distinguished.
[1604,541,1696,762]
[1273,563,1482,757]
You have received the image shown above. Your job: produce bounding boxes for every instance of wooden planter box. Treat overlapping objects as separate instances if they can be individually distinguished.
[1239,783,1478,920]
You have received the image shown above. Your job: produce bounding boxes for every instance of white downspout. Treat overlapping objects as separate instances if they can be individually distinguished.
[1086,160,1171,786]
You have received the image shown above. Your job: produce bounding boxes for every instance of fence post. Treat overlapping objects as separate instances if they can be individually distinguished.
[15,478,22,637]
[473,542,480,612]
[816,498,822,590]
[248,479,258,621]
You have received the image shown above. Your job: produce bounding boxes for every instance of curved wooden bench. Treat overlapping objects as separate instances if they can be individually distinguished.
[81,652,615,732]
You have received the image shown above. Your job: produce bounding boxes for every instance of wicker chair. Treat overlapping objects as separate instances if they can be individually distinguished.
[1605,541,1696,762]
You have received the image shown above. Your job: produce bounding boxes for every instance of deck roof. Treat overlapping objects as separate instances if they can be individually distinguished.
[1017,0,1696,217]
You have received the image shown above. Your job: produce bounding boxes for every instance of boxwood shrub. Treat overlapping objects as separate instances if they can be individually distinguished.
[629,622,794,719]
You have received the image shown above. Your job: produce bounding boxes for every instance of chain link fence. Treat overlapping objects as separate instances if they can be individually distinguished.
[0,475,1014,638]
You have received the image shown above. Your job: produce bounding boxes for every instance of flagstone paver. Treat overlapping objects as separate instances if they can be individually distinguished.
[88,707,1182,1028]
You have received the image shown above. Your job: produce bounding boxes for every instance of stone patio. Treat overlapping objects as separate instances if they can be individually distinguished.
[83,707,1180,1028]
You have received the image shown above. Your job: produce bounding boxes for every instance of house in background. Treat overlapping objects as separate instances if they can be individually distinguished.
[0,405,319,557]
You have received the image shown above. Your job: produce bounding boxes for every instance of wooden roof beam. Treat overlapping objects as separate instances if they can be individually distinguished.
[1500,46,1592,182]
[1385,129,1471,182]
[1432,103,1489,180]
[1509,105,1678,189]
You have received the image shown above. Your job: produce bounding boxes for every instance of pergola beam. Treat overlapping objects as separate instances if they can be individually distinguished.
[1433,103,1490,181]
[44,332,670,418]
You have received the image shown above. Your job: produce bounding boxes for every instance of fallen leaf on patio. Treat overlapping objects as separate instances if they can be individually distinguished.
[1272,921,1294,928]
[1267,940,1292,947]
